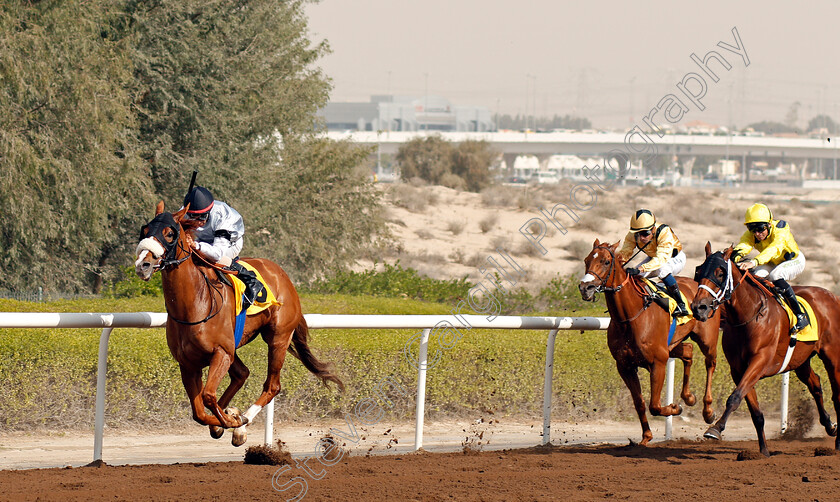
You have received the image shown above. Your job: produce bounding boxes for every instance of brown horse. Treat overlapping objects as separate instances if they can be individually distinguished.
[691,243,840,456]
[579,239,720,445]
[134,202,343,446]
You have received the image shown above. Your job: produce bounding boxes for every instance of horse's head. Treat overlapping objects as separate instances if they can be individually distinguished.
[579,239,622,301]
[135,201,191,281]
[691,242,739,320]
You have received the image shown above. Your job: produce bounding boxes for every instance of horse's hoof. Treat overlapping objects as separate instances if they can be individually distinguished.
[674,404,683,415]
[209,425,224,439]
[827,423,837,437]
[703,411,717,425]
[232,426,247,447]
[683,394,697,407]
[704,427,722,440]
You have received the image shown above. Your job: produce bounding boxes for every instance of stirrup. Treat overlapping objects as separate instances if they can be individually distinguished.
[793,313,809,332]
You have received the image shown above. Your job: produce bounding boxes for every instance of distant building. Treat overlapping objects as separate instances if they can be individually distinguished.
[318,95,495,132]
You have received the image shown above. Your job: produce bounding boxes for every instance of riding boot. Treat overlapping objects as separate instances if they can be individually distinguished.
[229,261,267,311]
[665,284,689,318]
[774,279,809,332]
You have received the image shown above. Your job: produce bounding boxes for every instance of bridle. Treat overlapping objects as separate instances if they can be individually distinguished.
[138,212,224,325]
[584,245,653,323]
[585,245,631,294]
[694,252,764,326]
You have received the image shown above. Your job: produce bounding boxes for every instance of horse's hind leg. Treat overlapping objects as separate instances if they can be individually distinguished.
[794,362,837,436]
[229,320,295,446]
[744,388,769,457]
[616,363,653,445]
[648,355,683,417]
[670,342,696,407]
[210,354,251,440]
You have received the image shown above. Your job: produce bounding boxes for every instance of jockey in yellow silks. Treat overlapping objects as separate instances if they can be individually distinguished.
[733,203,808,331]
[617,209,688,317]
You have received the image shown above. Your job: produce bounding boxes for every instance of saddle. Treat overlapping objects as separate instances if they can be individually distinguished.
[636,277,693,325]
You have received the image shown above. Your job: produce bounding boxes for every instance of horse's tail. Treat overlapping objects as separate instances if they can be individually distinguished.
[289,317,346,392]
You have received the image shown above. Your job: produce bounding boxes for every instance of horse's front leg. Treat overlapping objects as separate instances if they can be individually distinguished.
[670,342,697,407]
[202,348,247,429]
[616,363,653,445]
[705,353,770,441]
[179,366,223,427]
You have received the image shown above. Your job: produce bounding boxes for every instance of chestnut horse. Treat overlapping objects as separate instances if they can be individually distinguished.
[691,243,840,456]
[579,239,720,445]
[134,202,343,446]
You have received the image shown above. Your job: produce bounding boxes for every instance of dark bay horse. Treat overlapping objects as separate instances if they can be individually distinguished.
[579,239,720,445]
[135,202,343,446]
[691,243,840,456]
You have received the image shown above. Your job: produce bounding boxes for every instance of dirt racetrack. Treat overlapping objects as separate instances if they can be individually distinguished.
[2,436,839,501]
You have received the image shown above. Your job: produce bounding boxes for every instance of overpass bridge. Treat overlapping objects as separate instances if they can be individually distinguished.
[326,130,840,159]
[326,130,840,174]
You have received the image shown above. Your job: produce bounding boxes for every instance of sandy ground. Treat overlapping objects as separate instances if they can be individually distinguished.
[0,415,794,471]
[1,421,838,501]
[375,183,840,292]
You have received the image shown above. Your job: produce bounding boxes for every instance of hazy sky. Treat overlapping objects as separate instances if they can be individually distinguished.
[306,0,840,130]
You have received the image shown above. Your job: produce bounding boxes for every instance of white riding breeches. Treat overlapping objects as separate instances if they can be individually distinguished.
[639,250,687,279]
[754,253,806,282]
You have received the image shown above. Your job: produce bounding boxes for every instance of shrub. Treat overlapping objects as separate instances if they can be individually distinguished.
[478,214,498,233]
[106,266,163,298]
[304,262,472,303]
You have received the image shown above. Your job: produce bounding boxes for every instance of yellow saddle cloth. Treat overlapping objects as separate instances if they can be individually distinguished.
[639,277,693,325]
[780,295,819,342]
[231,261,281,316]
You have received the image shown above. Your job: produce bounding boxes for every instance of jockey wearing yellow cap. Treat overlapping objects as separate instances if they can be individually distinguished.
[734,203,808,331]
[617,209,688,317]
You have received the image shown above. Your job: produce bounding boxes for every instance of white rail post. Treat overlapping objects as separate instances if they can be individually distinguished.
[264,397,275,445]
[781,372,790,433]
[414,328,431,451]
[542,329,559,445]
[664,358,675,440]
[93,327,113,462]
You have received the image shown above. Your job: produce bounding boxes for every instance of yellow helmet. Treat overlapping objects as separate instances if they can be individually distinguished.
[629,209,656,233]
[744,203,772,225]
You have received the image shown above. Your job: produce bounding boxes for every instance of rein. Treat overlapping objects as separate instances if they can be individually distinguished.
[587,245,650,323]
[697,256,765,327]
[144,218,226,326]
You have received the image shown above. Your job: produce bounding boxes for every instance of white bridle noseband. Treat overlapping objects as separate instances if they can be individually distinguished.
[698,258,735,306]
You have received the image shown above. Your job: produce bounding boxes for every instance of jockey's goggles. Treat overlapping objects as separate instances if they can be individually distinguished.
[187,212,210,222]
[746,222,769,233]
[635,229,652,238]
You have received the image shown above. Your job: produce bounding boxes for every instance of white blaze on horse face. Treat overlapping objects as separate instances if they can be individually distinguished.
[581,273,596,284]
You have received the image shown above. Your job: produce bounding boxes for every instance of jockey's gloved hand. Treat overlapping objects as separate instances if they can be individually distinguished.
[625,267,640,276]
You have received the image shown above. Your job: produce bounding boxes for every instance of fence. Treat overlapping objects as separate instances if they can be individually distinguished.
[0,312,793,463]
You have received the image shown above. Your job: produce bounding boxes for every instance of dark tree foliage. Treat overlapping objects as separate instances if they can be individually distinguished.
[395,136,454,185]
[451,140,497,192]
[0,1,153,293]
[0,0,386,291]
[747,121,801,135]
[806,115,838,135]
[395,136,497,192]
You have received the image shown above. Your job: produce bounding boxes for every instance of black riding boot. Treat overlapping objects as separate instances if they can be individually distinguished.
[229,261,267,310]
[666,284,689,317]
[774,278,809,332]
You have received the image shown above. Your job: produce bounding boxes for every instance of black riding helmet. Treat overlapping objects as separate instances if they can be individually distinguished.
[184,186,214,216]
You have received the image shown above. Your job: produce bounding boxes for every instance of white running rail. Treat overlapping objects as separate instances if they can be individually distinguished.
[0,312,787,462]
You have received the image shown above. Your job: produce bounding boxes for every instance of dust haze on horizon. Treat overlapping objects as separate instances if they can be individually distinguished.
[306,0,840,131]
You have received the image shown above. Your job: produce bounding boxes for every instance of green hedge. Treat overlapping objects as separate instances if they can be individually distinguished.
[0,295,828,431]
